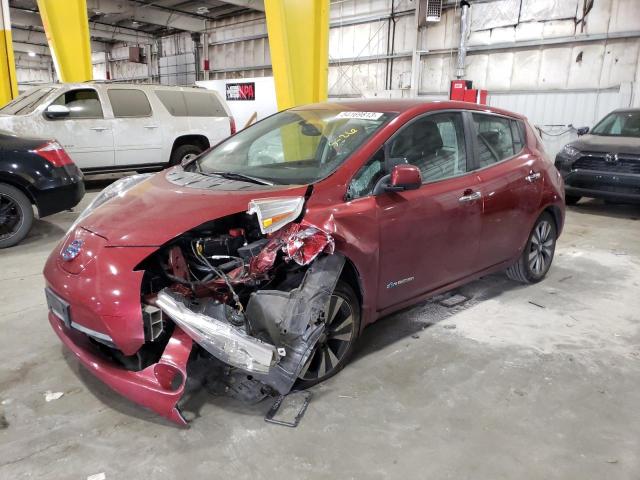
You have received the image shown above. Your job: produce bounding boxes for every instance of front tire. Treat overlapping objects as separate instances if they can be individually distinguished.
[506,212,557,284]
[169,144,203,166]
[296,280,360,389]
[0,183,34,248]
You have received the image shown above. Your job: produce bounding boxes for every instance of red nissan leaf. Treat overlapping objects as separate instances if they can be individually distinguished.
[43,100,565,424]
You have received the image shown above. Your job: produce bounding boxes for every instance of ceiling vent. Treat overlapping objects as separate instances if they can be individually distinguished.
[425,0,443,22]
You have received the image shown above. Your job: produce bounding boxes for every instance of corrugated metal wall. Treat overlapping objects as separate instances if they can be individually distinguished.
[110,0,639,154]
[488,88,630,155]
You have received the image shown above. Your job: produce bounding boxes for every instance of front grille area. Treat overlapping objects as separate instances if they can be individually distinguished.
[573,154,640,174]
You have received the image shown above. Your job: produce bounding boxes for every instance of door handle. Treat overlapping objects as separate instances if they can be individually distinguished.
[90,127,109,131]
[458,191,482,203]
[525,171,542,183]
[143,125,159,129]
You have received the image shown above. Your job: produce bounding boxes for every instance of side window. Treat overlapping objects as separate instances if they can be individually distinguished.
[49,89,103,119]
[156,90,227,117]
[347,149,385,199]
[388,112,467,183]
[183,91,227,117]
[156,90,188,116]
[473,113,517,167]
[107,89,152,118]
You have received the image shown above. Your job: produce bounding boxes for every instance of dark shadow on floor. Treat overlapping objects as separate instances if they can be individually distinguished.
[351,273,521,364]
[568,198,640,221]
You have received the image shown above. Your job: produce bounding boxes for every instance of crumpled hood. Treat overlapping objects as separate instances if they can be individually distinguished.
[570,134,640,155]
[80,169,309,246]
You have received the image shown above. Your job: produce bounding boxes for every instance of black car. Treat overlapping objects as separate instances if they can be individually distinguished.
[555,108,640,204]
[0,130,84,248]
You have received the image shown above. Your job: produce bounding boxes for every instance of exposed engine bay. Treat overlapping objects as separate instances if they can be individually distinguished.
[130,200,345,402]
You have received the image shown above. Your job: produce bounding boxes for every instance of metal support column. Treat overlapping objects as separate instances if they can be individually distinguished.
[37,0,92,82]
[0,0,18,106]
[264,0,329,110]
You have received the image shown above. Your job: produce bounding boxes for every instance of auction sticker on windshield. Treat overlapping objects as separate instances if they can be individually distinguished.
[336,111,384,120]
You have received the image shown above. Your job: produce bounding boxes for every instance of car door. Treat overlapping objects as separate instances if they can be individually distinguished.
[470,112,544,266]
[369,111,483,310]
[106,88,163,167]
[43,88,114,169]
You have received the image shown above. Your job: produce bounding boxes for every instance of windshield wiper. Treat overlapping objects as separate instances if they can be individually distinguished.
[204,171,274,186]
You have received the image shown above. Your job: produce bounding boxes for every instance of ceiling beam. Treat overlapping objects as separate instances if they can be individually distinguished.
[10,7,153,43]
[86,0,205,32]
[215,0,264,12]
[12,26,107,51]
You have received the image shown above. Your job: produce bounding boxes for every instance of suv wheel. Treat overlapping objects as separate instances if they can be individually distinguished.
[296,280,360,389]
[506,212,557,284]
[0,183,34,248]
[170,144,203,166]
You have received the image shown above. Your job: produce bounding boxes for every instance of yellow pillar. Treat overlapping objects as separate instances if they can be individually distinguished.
[264,0,329,110]
[37,0,92,82]
[0,0,18,107]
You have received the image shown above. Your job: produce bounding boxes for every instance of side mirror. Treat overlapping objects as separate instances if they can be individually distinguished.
[387,164,422,192]
[45,104,70,119]
[576,126,589,136]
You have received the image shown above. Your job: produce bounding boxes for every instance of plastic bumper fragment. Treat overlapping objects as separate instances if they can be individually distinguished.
[49,312,193,426]
[156,289,278,374]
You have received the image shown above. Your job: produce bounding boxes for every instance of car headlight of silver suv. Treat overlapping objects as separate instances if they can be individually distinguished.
[67,173,153,234]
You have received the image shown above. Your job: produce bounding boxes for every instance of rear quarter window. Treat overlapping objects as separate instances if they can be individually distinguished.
[155,90,227,117]
[155,90,187,116]
[183,91,227,117]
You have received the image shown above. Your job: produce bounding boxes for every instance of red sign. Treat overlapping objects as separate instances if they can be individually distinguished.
[226,82,255,101]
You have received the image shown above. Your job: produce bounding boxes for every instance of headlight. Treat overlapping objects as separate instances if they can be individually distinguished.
[247,197,305,234]
[67,173,152,234]
[562,145,581,159]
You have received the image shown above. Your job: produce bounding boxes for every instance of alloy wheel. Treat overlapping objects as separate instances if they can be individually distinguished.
[528,220,554,275]
[299,293,356,381]
[0,193,22,241]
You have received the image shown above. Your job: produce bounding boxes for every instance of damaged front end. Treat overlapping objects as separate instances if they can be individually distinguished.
[132,198,345,422]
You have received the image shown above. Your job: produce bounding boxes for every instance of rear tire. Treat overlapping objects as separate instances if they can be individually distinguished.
[506,212,557,284]
[295,280,360,389]
[565,194,581,205]
[0,183,34,248]
[169,144,203,166]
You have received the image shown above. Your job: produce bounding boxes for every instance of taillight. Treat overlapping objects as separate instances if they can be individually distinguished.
[229,116,237,135]
[34,141,74,167]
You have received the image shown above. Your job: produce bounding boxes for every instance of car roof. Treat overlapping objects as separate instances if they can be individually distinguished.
[610,108,640,113]
[293,99,526,120]
[33,82,212,92]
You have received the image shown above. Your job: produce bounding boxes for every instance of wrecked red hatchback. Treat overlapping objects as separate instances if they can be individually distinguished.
[44,100,565,424]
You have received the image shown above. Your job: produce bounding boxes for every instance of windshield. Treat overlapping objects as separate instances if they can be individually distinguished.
[591,111,640,138]
[0,87,55,116]
[193,108,395,185]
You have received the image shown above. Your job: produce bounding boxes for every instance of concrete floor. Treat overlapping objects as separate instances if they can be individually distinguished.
[1,187,639,479]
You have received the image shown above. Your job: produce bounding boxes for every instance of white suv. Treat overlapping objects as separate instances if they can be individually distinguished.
[0,83,235,172]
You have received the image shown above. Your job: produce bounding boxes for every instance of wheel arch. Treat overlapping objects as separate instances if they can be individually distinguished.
[339,255,364,320]
[0,175,36,205]
[171,135,210,156]
[542,204,563,236]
